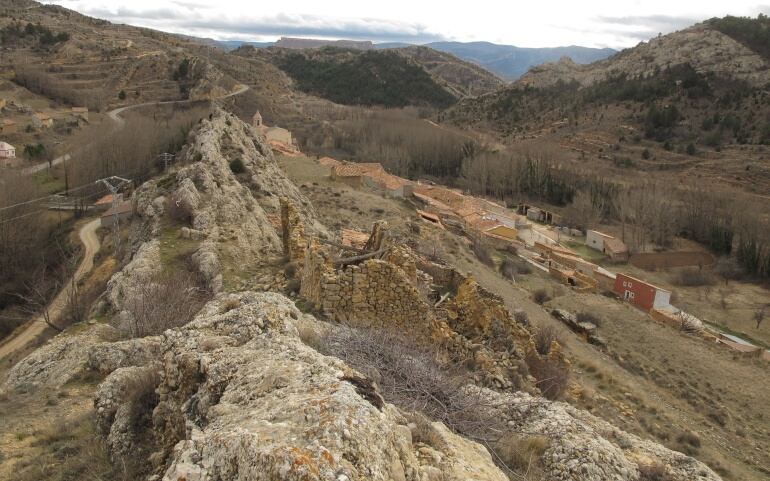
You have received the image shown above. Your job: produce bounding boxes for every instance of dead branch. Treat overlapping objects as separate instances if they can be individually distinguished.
[333,247,388,266]
[317,238,367,253]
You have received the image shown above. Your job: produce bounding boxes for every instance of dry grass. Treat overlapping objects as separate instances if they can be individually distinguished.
[492,435,549,479]
[533,325,559,356]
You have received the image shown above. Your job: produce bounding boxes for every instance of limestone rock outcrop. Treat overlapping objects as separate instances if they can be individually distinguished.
[95,292,510,481]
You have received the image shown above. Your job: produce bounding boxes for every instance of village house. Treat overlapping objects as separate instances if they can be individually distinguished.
[364,170,414,198]
[330,162,385,188]
[613,273,671,312]
[0,119,16,134]
[586,229,629,262]
[252,110,293,145]
[100,201,133,228]
[33,112,53,129]
[518,204,561,224]
[603,236,630,262]
[266,126,292,145]
[0,141,16,159]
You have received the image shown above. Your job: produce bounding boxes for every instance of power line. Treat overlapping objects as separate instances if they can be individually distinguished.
[0,182,96,213]
[0,163,148,214]
[0,188,110,225]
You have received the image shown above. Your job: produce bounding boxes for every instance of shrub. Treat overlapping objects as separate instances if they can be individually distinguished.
[513,309,529,325]
[493,435,549,475]
[525,348,569,400]
[166,194,194,224]
[499,258,517,280]
[121,270,210,338]
[686,143,697,155]
[319,327,505,442]
[229,158,246,174]
[533,325,559,355]
[638,462,673,481]
[532,288,551,305]
[472,238,494,267]
[641,148,651,159]
[118,90,126,100]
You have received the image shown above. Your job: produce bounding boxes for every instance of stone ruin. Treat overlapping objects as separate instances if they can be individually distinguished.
[283,200,569,394]
[280,197,308,261]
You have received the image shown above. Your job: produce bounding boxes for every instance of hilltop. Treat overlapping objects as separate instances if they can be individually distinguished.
[234,45,503,108]
[444,17,770,195]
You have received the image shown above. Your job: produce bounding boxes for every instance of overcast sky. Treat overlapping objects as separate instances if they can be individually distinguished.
[44,1,770,49]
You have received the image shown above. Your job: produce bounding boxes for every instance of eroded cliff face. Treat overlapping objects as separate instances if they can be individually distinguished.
[2,109,723,481]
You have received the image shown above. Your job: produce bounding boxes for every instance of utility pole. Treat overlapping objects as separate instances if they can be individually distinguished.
[97,176,131,255]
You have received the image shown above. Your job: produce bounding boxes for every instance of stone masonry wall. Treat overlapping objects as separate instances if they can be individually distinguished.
[321,260,432,329]
[280,197,308,261]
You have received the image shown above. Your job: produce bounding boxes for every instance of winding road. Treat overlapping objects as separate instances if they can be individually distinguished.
[24,84,250,174]
[0,218,101,361]
[2,84,251,361]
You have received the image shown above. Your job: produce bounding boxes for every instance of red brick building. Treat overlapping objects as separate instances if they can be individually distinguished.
[613,273,671,312]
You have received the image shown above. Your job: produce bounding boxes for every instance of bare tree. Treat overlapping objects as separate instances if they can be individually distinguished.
[755,307,766,330]
[12,267,63,332]
[122,270,210,338]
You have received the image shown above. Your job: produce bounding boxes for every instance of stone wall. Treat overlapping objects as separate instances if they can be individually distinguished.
[311,256,432,330]
[280,197,308,261]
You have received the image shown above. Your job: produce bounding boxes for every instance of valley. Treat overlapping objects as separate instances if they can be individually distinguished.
[0,2,769,481]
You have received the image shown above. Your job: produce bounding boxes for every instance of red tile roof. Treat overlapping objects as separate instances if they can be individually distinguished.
[333,162,384,177]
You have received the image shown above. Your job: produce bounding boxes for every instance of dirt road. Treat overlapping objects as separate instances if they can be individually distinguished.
[0,219,101,360]
[25,84,250,173]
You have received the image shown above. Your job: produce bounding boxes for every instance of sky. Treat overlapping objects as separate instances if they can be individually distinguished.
[44,1,770,49]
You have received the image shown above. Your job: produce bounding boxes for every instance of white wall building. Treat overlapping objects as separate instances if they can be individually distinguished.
[0,141,16,159]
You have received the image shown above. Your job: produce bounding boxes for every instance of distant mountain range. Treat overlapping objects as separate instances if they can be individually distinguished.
[211,38,616,80]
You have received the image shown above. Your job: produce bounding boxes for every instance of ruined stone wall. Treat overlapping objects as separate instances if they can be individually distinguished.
[320,259,432,329]
[416,258,467,292]
[280,197,308,261]
[451,276,532,354]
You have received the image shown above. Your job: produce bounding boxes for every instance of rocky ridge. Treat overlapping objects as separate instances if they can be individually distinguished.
[2,110,722,481]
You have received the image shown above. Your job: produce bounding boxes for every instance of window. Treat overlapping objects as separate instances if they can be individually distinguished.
[628,282,633,288]
[629,292,635,299]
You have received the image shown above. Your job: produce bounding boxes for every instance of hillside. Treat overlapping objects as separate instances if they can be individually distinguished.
[234,46,470,108]
[0,109,731,481]
[516,24,770,89]
[445,18,770,195]
[394,45,505,98]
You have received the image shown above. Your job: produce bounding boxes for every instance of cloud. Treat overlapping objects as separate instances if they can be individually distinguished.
[54,3,446,43]
[594,14,701,39]
[182,14,447,42]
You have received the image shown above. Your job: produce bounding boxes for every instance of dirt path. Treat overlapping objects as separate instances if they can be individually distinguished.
[0,219,101,360]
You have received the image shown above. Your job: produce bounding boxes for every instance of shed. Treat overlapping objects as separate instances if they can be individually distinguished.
[603,237,629,262]
[586,230,613,251]
[100,201,133,228]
